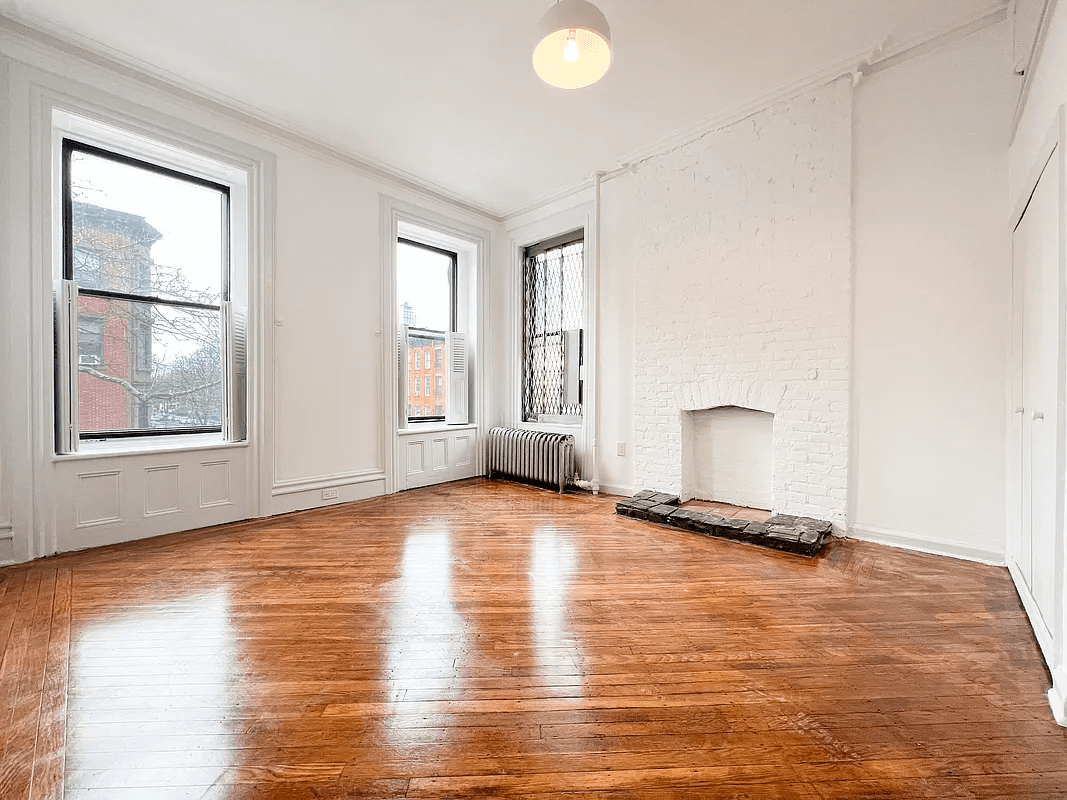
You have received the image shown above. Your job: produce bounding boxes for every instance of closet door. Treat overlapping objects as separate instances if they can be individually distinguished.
[1014,153,1061,641]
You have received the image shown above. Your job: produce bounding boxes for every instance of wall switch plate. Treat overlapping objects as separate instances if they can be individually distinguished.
[322,488,339,500]
[617,442,626,457]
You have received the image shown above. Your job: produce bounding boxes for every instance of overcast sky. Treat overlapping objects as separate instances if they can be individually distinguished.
[71,151,224,300]
[397,242,451,331]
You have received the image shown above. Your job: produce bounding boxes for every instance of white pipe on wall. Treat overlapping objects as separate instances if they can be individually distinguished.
[590,170,604,495]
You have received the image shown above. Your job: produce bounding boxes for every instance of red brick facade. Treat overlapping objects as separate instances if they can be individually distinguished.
[408,341,446,418]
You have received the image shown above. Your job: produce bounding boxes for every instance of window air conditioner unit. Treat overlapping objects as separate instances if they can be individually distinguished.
[78,354,100,366]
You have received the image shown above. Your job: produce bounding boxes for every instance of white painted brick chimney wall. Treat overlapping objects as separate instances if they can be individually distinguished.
[632,78,853,526]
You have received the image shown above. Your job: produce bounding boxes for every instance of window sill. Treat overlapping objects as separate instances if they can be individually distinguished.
[54,433,248,462]
[518,420,583,433]
[398,423,478,436]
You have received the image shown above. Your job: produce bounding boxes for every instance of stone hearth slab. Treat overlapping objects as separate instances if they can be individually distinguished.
[615,492,832,557]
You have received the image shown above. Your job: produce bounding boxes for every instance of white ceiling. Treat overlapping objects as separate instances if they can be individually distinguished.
[2,0,1001,216]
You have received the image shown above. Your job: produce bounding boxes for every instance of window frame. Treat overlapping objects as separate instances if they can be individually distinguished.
[521,229,585,425]
[398,237,457,425]
[61,137,232,441]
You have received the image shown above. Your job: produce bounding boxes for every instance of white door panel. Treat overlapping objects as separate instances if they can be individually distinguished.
[1014,154,1061,635]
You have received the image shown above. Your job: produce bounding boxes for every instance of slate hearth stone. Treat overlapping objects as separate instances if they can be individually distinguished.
[709,516,750,541]
[648,504,681,524]
[617,490,832,557]
[743,521,770,538]
[666,509,708,532]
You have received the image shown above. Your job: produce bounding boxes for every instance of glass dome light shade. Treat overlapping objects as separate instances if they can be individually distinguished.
[533,0,612,89]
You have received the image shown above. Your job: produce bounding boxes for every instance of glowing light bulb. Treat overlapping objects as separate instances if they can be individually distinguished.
[563,33,580,63]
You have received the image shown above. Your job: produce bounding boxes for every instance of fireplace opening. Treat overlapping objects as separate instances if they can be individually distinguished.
[682,406,773,511]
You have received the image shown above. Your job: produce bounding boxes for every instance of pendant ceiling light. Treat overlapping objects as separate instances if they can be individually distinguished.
[533,0,613,89]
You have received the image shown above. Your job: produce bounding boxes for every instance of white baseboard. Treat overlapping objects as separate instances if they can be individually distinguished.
[270,474,385,516]
[598,483,635,498]
[0,527,14,567]
[849,523,1005,566]
[1050,666,1067,728]
[271,469,386,497]
[1007,558,1055,666]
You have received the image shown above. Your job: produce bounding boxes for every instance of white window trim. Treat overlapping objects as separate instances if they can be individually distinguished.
[505,201,597,475]
[50,109,252,457]
[379,196,489,493]
[11,69,276,561]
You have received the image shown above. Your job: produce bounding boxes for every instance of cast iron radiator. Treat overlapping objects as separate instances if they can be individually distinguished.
[487,427,575,494]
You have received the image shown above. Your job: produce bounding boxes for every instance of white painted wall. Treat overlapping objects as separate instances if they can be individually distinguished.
[596,174,636,496]
[851,22,1015,563]
[1008,0,1067,728]
[272,149,383,489]
[0,22,498,563]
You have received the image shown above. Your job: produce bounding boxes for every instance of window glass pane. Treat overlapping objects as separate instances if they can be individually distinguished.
[73,248,103,290]
[77,295,221,434]
[406,331,446,420]
[69,149,225,305]
[397,241,452,332]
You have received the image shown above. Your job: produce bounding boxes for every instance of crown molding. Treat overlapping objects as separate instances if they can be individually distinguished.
[1010,0,1059,143]
[861,4,1008,77]
[613,51,868,170]
[0,12,502,222]
[502,164,631,227]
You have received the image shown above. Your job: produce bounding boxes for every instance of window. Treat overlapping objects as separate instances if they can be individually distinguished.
[522,232,584,422]
[435,375,443,397]
[398,238,456,423]
[60,139,231,441]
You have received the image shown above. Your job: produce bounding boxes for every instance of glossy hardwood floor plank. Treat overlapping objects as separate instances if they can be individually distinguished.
[0,569,56,798]
[1,478,1065,799]
[27,566,71,800]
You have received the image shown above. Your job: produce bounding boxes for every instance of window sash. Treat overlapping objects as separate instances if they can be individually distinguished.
[61,137,231,442]
[398,235,456,425]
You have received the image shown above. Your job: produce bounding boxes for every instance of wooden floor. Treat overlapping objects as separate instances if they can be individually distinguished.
[1,479,1065,799]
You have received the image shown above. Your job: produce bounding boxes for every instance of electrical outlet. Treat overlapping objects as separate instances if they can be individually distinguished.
[322,488,339,501]
[617,442,626,457]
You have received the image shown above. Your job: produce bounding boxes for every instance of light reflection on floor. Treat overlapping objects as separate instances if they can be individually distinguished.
[383,524,467,747]
[66,589,237,791]
[529,525,584,691]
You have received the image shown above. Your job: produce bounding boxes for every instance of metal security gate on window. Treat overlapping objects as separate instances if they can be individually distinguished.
[523,232,584,422]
